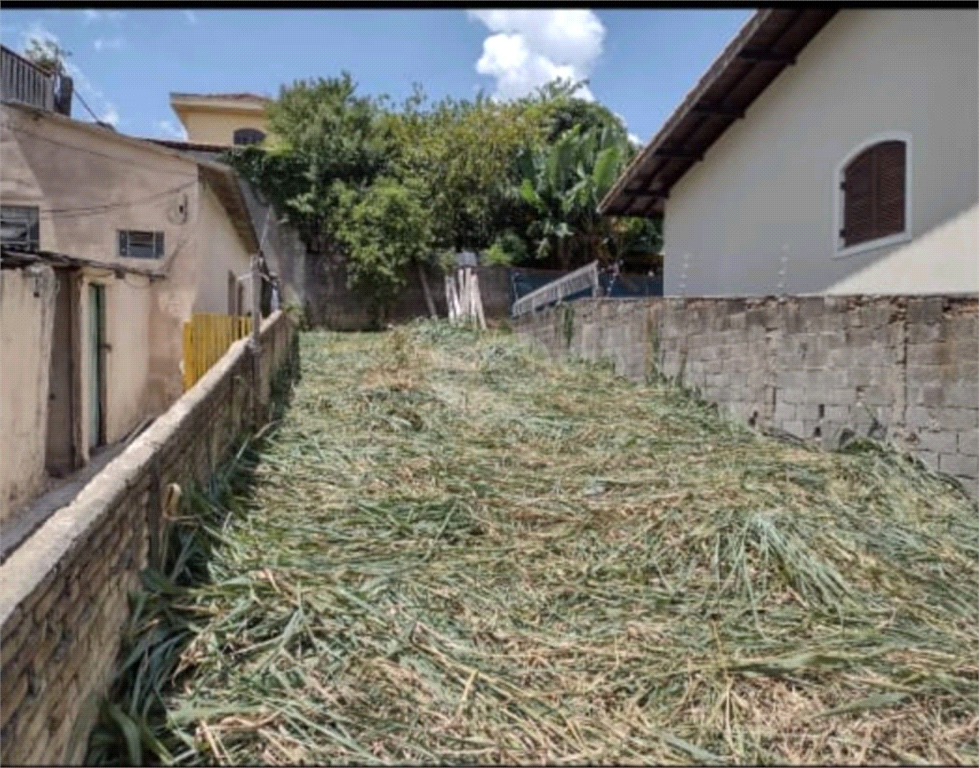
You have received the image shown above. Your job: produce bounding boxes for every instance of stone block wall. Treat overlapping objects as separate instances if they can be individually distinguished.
[0,310,295,766]
[515,295,978,497]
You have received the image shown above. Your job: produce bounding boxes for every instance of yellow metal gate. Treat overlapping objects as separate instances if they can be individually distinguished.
[182,314,252,391]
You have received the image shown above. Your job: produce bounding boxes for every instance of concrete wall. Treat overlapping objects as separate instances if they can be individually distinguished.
[0,310,295,767]
[515,295,979,497]
[1,103,262,457]
[0,104,202,446]
[192,183,253,315]
[0,104,202,268]
[664,9,979,297]
[0,266,57,523]
[237,178,307,310]
[304,258,518,330]
[45,268,77,477]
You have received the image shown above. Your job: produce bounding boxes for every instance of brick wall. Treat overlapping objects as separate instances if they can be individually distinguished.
[0,310,296,766]
[515,295,979,497]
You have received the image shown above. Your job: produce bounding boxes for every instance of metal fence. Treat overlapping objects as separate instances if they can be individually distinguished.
[510,264,663,317]
[182,313,252,391]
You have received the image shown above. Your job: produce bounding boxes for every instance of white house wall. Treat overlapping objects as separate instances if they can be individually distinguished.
[825,203,979,295]
[663,9,979,297]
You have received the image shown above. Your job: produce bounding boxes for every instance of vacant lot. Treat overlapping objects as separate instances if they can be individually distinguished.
[95,323,977,766]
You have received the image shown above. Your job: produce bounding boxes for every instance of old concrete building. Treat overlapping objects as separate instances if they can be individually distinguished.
[601,8,979,297]
[0,59,260,527]
[154,90,306,312]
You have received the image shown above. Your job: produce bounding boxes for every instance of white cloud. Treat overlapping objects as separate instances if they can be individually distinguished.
[612,110,643,146]
[100,105,119,127]
[468,10,605,101]
[183,10,198,25]
[157,120,188,141]
[93,36,124,51]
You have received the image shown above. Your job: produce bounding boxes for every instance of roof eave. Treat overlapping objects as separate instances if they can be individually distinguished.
[599,7,838,218]
[199,162,260,254]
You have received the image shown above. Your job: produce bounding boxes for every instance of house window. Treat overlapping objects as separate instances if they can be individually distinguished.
[118,230,165,259]
[1,205,40,250]
[233,128,265,146]
[837,135,910,256]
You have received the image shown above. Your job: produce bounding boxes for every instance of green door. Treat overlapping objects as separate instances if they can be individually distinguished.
[87,283,105,450]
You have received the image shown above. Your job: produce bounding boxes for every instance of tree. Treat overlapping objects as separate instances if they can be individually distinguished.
[224,73,391,257]
[335,177,434,326]
[380,88,546,254]
[23,38,70,74]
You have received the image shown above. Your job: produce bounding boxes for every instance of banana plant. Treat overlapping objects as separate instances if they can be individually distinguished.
[514,124,632,269]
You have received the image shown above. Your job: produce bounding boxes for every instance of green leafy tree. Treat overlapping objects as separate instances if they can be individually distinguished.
[335,177,433,326]
[381,88,545,254]
[23,38,71,74]
[225,73,390,256]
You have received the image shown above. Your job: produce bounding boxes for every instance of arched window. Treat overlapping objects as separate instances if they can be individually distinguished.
[836,134,911,255]
[233,128,266,146]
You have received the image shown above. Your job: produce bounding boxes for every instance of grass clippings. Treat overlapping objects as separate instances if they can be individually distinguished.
[90,321,979,766]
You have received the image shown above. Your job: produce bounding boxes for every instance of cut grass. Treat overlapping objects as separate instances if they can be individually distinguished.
[91,321,978,766]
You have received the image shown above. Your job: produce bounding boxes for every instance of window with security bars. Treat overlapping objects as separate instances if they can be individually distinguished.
[1,205,40,250]
[839,140,907,250]
[118,230,165,259]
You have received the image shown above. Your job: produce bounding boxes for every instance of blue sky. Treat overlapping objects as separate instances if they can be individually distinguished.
[0,8,752,144]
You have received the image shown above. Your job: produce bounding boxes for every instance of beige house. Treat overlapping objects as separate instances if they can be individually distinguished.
[600,8,979,297]
[154,90,307,311]
[0,95,259,527]
[169,92,271,147]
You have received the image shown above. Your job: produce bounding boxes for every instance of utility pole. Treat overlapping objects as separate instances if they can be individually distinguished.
[251,252,262,428]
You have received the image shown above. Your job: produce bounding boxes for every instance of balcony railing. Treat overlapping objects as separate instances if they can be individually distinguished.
[1,45,55,111]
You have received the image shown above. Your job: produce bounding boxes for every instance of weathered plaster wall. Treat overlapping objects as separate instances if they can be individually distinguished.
[0,311,295,766]
[0,104,200,267]
[192,183,253,315]
[0,266,57,523]
[515,295,979,497]
[0,103,204,450]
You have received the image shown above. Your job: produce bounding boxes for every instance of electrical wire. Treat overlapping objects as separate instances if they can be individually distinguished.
[72,88,102,124]
[28,181,197,220]
[0,121,200,179]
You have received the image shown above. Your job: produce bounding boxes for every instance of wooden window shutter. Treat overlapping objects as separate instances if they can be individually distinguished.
[841,140,906,248]
[875,140,906,238]
[841,149,874,247]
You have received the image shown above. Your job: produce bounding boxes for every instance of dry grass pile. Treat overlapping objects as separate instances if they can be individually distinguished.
[91,321,978,766]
